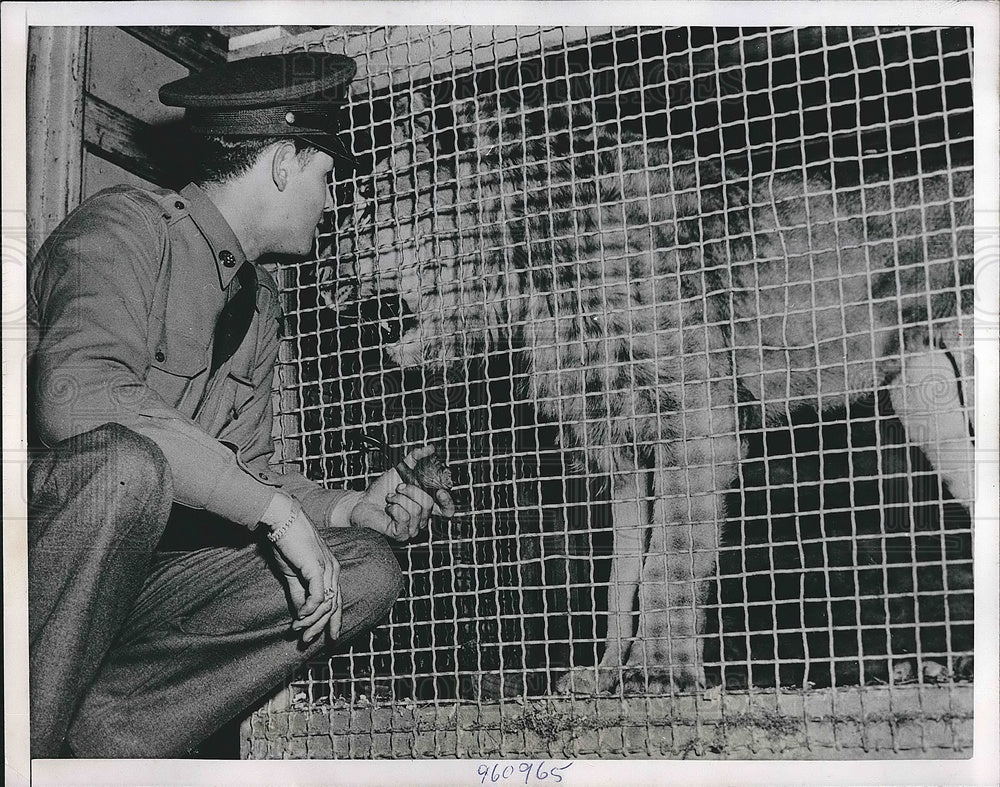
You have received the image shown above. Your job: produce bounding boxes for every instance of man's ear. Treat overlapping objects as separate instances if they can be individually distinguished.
[271,140,299,192]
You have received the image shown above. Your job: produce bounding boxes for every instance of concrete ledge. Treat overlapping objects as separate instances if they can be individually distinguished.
[243,683,973,759]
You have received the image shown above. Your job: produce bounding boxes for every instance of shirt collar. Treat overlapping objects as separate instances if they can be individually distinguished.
[179,183,249,290]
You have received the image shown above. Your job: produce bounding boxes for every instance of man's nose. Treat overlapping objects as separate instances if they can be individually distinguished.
[324,185,336,212]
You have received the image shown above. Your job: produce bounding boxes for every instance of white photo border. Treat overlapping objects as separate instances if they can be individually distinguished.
[3,3,997,785]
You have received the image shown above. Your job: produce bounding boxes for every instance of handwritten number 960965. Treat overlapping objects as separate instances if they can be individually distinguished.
[476,761,573,784]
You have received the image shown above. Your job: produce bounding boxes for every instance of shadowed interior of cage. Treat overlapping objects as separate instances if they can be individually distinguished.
[276,26,973,708]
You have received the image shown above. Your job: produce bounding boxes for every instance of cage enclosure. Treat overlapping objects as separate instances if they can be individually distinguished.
[245,25,974,759]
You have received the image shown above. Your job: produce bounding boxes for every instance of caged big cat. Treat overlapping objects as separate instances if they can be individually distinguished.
[329,88,974,694]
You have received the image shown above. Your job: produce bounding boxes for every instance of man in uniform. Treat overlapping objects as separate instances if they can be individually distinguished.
[27,51,454,758]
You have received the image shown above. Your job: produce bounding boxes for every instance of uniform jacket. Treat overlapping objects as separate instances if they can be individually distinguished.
[28,183,355,529]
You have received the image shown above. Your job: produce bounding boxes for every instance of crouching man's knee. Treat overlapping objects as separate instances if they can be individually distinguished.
[41,423,174,549]
[90,422,169,473]
[96,423,173,540]
[82,422,172,496]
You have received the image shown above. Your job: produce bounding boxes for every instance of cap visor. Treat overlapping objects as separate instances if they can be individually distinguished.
[298,133,356,169]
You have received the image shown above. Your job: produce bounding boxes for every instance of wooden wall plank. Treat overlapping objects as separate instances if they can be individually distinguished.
[82,149,158,197]
[82,93,173,187]
[26,27,87,259]
[87,26,187,126]
[121,26,228,71]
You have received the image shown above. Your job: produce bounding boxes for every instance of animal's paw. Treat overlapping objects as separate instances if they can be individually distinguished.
[954,654,974,681]
[616,647,709,695]
[921,659,951,684]
[621,665,705,695]
[891,660,917,684]
[554,668,617,696]
[467,671,526,700]
[893,658,959,685]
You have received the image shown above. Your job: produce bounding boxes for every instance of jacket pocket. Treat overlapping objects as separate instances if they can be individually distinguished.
[146,331,210,406]
[226,368,253,409]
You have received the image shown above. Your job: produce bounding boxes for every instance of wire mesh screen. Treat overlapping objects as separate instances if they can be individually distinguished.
[251,26,975,758]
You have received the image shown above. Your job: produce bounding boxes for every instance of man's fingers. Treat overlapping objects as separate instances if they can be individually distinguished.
[327,556,343,640]
[382,484,442,538]
[327,589,343,641]
[302,606,334,643]
[293,594,333,632]
[433,489,457,518]
[295,559,339,642]
[402,445,434,468]
[294,563,327,622]
[389,484,435,512]
[385,501,422,538]
[384,498,414,521]
[292,601,331,639]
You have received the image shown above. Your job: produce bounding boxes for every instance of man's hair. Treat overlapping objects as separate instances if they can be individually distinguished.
[191,135,318,185]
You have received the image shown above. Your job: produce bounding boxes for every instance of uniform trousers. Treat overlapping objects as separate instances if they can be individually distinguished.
[28,423,403,758]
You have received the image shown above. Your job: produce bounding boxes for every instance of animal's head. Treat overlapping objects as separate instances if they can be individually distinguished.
[324,87,646,372]
[325,90,507,370]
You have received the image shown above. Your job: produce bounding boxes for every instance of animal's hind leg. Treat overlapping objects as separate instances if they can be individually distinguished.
[889,329,975,508]
[626,408,741,692]
[556,470,650,694]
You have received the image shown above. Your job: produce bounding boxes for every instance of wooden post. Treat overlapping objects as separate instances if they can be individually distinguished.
[26,27,87,260]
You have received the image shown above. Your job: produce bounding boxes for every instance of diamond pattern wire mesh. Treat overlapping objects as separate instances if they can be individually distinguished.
[249,25,974,758]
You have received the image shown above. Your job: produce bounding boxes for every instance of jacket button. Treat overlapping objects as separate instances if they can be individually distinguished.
[155,351,165,362]
[220,250,237,268]
[174,200,184,210]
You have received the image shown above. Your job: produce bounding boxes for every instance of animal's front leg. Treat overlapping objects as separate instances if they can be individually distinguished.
[556,470,650,695]
[627,420,741,692]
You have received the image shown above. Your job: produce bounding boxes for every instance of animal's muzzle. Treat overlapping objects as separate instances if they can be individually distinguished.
[336,289,417,348]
